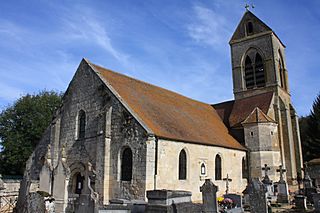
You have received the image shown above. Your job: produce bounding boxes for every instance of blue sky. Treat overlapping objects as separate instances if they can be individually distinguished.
[0,0,319,116]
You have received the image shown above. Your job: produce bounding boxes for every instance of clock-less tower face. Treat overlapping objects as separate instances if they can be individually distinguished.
[229,10,289,100]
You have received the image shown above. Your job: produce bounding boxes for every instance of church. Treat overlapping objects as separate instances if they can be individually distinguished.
[17,10,303,213]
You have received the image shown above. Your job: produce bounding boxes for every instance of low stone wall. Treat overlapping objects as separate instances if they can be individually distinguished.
[0,179,22,213]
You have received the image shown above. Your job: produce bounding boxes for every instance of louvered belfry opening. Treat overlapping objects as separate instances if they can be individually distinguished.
[244,53,265,89]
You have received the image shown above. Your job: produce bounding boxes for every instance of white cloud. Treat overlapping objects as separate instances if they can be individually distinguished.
[187,5,231,48]
[61,13,129,64]
[0,83,23,103]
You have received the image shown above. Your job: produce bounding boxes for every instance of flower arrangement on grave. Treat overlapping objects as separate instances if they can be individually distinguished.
[218,197,235,210]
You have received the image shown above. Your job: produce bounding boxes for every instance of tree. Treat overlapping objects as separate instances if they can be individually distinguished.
[300,93,320,162]
[0,91,62,175]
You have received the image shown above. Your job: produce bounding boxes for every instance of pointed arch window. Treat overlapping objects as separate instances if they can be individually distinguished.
[121,148,133,181]
[242,157,248,179]
[278,53,287,91]
[179,150,187,180]
[255,53,265,87]
[245,56,254,89]
[215,155,222,180]
[78,110,86,139]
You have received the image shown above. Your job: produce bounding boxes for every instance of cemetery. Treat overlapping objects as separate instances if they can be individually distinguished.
[95,163,320,213]
[3,162,319,212]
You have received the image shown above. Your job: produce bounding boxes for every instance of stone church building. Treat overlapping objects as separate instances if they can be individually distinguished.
[17,11,303,212]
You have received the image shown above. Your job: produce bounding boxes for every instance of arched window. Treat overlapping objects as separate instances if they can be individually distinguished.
[75,173,84,194]
[278,53,287,91]
[215,155,222,180]
[179,150,187,180]
[201,163,206,175]
[255,53,265,87]
[78,110,86,139]
[244,53,266,89]
[242,157,248,179]
[121,148,133,181]
[247,21,253,35]
[245,56,254,89]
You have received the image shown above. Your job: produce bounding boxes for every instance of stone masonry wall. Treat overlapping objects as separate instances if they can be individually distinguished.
[155,139,247,201]
[51,60,149,209]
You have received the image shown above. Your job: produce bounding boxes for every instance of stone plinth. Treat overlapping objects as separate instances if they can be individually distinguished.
[146,190,199,213]
[277,182,289,203]
[147,190,192,205]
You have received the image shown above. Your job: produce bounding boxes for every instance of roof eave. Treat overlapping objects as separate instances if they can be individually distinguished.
[157,135,247,151]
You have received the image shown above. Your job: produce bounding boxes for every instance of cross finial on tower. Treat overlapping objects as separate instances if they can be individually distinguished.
[245,4,250,11]
[245,3,255,11]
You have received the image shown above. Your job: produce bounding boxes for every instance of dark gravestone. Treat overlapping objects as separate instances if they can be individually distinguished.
[294,195,307,211]
[313,193,320,213]
[223,194,242,208]
[305,188,317,203]
[28,192,46,213]
[200,179,218,213]
[247,178,267,213]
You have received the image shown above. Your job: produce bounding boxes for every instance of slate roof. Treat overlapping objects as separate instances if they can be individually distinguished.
[86,59,246,151]
[213,92,274,127]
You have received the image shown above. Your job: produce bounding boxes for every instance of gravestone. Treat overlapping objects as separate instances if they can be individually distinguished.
[276,165,289,203]
[261,164,274,202]
[242,186,250,210]
[145,190,200,213]
[313,193,320,213]
[200,179,218,213]
[294,195,307,210]
[247,178,268,213]
[303,164,317,203]
[223,193,242,208]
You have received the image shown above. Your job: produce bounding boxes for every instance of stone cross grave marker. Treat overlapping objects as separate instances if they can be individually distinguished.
[247,178,268,213]
[303,163,313,188]
[223,174,232,195]
[200,179,218,213]
[276,165,286,183]
[261,164,272,185]
[276,165,289,203]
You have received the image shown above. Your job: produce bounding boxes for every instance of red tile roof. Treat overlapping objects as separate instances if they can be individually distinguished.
[242,107,275,124]
[229,92,273,127]
[87,60,246,151]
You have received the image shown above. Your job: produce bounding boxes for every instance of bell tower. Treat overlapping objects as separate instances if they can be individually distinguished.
[229,10,289,100]
[229,10,303,185]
